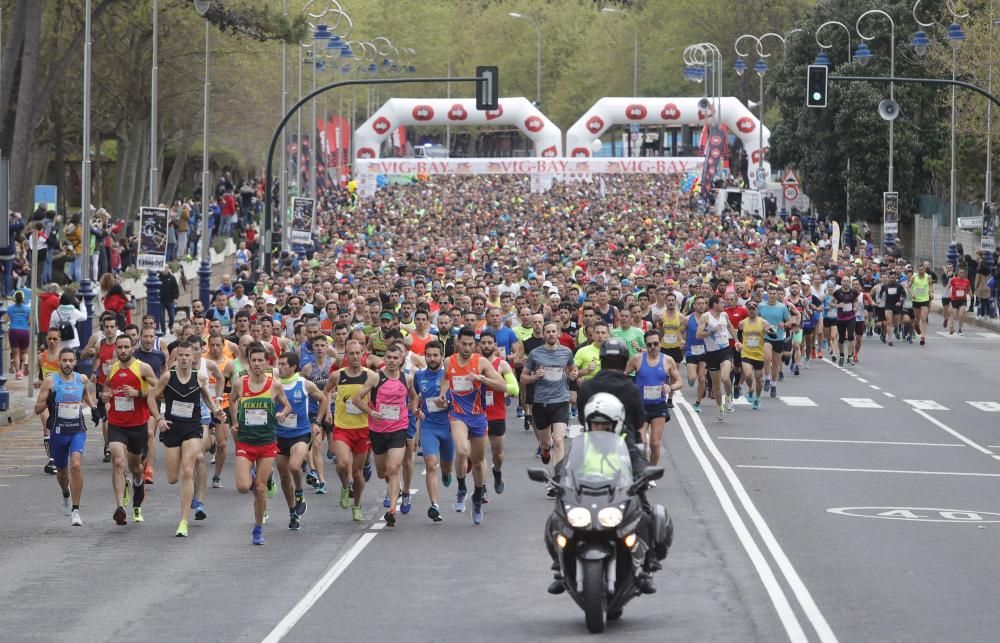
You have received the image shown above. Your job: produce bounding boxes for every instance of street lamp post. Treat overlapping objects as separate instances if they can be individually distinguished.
[601,7,638,96]
[509,12,542,106]
[195,0,212,306]
[734,34,767,189]
[912,0,967,256]
[145,0,162,332]
[988,9,997,206]
[79,0,96,346]
[279,0,288,264]
[855,11,896,251]
[816,21,853,224]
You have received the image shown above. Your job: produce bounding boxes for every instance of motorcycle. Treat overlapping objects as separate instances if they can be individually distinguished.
[529,431,671,633]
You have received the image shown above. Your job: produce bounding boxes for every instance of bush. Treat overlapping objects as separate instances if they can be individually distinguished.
[212,237,228,255]
[121,268,143,282]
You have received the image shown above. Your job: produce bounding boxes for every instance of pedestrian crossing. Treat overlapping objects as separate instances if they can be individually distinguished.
[934,331,1000,340]
[696,395,1000,413]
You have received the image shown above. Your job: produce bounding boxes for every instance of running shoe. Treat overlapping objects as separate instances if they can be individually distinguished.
[752,398,761,410]
[294,494,307,517]
[746,390,754,404]
[881,333,887,344]
[763,379,771,392]
[793,365,800,376]
[352,506,364,522]
[300,460,309,475]
[263,510,269,524]
[194,501,207,521]
[122,478,131,508]
[920,336,926,346]
[208,437,216,455]
[288,514,301,530]
[363,459,373,481]
[176,520,189,537]
[71,509,83,526]
[428,504,442,523]
[778,371,784,381]
[400,494,413,514]
[570,406,577,419]
[516,406,525,418]
[103,446,111,463]
[725,397,735,413]
[540,448,551,465]
[63,496,71,516]
[132,507,144,523]
[481,487,490,504]
[305,469,318,487]
[252,525,264,545]
[846,357,854,366]
[442,471,453,487]
[693,401,702,413]
[770,385,777,398]
[266,476,276,499]
[212,476,222,489]
[210,454,216,465]
[45,459,57,475]
[327,450,336,464]
[384,510,396,527]
[143,464,154,485]
[383,492,391,508]
[733,385,741,400]
[453,489,467,512]
[340,487,351,509]
[493,470,505,494]
[535,446,541,458]
[315,481,328,495]
[717,407,725,423]
[113,506,127,525]
[472,501,484,526]
[957,331,964,337]
[839,356,845,366]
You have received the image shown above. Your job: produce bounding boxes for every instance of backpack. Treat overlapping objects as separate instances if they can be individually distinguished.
[56,311,75,341]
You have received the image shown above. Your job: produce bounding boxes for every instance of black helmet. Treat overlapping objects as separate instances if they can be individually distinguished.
[600,338,628,360]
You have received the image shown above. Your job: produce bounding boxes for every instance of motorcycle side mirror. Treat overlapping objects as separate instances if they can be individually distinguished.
[527,467,550,483]
[643,467,665,482]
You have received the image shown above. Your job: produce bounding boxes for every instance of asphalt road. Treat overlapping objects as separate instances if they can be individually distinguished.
[2,309,1000,642]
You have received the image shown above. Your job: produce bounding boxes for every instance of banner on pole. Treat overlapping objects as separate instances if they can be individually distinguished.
[883,191,899,235]
[291,197,315,244]
[983,202,997,253]
[33,185,57,211]
[137,206,170,271]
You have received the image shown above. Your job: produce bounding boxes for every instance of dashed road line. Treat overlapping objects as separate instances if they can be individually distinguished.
[717,436,962,447]
[739,465,1000,478]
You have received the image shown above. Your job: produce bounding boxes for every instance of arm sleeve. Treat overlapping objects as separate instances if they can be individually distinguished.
[503,371,519,396]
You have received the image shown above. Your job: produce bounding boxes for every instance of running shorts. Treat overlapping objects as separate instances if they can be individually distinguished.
[235,441,279,462]
[488,419,507,437]
[419,422,454,460]
[742,357,765,371]
[664,347,684,365]
[159,423,203,449]
[50,431,86,469]
[333,427,371,454]
[108,424,148,455]
[704,348,732,372]
[449,411,488,438]
[532,402,569,430]
[370,429,407,455]
[277,433,311,457]
[643,402,670,422]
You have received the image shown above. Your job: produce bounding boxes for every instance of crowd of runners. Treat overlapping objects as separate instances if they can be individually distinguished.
[31,173,971,543]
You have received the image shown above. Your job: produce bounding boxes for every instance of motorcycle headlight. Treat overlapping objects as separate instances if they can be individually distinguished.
[597,507,624,528]
[566,506,592,528]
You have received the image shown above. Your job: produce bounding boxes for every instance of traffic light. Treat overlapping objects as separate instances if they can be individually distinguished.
[806,64,828,108]
[476,66,499,111]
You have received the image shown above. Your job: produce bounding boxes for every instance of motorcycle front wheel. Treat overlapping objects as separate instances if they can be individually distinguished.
[581,558,607,634]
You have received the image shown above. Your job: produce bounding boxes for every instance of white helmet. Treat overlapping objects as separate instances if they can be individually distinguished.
[583,392,626,435]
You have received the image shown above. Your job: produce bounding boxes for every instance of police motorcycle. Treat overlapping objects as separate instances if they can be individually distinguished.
[529,393,672,633]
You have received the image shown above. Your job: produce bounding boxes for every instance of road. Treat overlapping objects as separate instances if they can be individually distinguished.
[2,310,999,642]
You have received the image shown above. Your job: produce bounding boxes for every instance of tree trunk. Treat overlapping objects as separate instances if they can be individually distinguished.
[0,0,28,148]
[113,124,132,218]
[8,0,44,213]
[162,131,193,206]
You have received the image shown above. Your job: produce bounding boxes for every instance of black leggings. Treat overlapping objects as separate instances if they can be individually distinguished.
[836,319,855,343]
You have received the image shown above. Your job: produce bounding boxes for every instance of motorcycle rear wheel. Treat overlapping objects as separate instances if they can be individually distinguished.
[582,559,607,633]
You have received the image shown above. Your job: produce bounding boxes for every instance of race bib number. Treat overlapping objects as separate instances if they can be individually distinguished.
[485,391,495,406]
[746,336,761,348]
[427,397,448,412]
[103,363,112,376]
[955,289,965,298]
[171,401,194,419]
[245,409,268,426]
[452,375,474,393]
[663,333,678,345]
[543,367,563,382]
[643,385,662,401]
[345,399,364,415]
[842,303,853,312]
[689,345,705,356]
[114,396,134,413]
[279,412,298,428]
[887,287,897,295]
[58,402,81,420]
[380,404,401,421]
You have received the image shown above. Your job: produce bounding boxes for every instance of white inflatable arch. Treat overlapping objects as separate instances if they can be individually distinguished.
[354,97,563,160]
[565,96,771,176]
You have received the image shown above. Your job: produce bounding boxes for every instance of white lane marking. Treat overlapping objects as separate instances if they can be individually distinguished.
[673,404,810,642]
[883,392,896,398]
[717,436,962,448]
[856,378,869,383]
[841,398,883,409]
[779,396,818,407]
[967,401,1000,412]
[976,332,1000,339]
[739,465,1000,478]
[912,409,994,456]
[904,399,949,411]
[369,521,386,531]
[679,402,836,642]
[870,385,881,390]
[732,396,751,406]
[262,532,379,643]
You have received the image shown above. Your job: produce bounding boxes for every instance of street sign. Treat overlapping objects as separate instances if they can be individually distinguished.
[781,169,800,185]
[783,185,799,200]
[629,122,640,134]
[883,191,899,235]
[475,66,499,111]
[958,216,983,229]
[34,185,57,210]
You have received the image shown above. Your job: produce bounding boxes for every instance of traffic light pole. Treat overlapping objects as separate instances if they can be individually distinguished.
[829,75,1000,109]
[261,75,484,274]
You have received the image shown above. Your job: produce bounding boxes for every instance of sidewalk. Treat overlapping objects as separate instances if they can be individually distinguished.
[930,300,1000,333]
[1,240,237,426]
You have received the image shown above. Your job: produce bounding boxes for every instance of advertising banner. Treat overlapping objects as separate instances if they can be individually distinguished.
[137,206,170,271]
[982,202,996,253]
[883,192,899,235]
[291,197,315,244]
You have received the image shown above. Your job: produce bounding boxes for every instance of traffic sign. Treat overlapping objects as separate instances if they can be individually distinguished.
[783,185,799,200]
[958,216,983,229]
[781,169,800,185]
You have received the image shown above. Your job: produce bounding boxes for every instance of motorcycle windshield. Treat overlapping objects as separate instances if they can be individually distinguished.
[566,431,633,492]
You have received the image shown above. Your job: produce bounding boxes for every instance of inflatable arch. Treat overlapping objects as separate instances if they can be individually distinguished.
[565,96,771,177]
[354,97,563,160]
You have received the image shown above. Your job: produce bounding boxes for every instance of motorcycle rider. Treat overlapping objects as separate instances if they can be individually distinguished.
[545,339,661,595]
